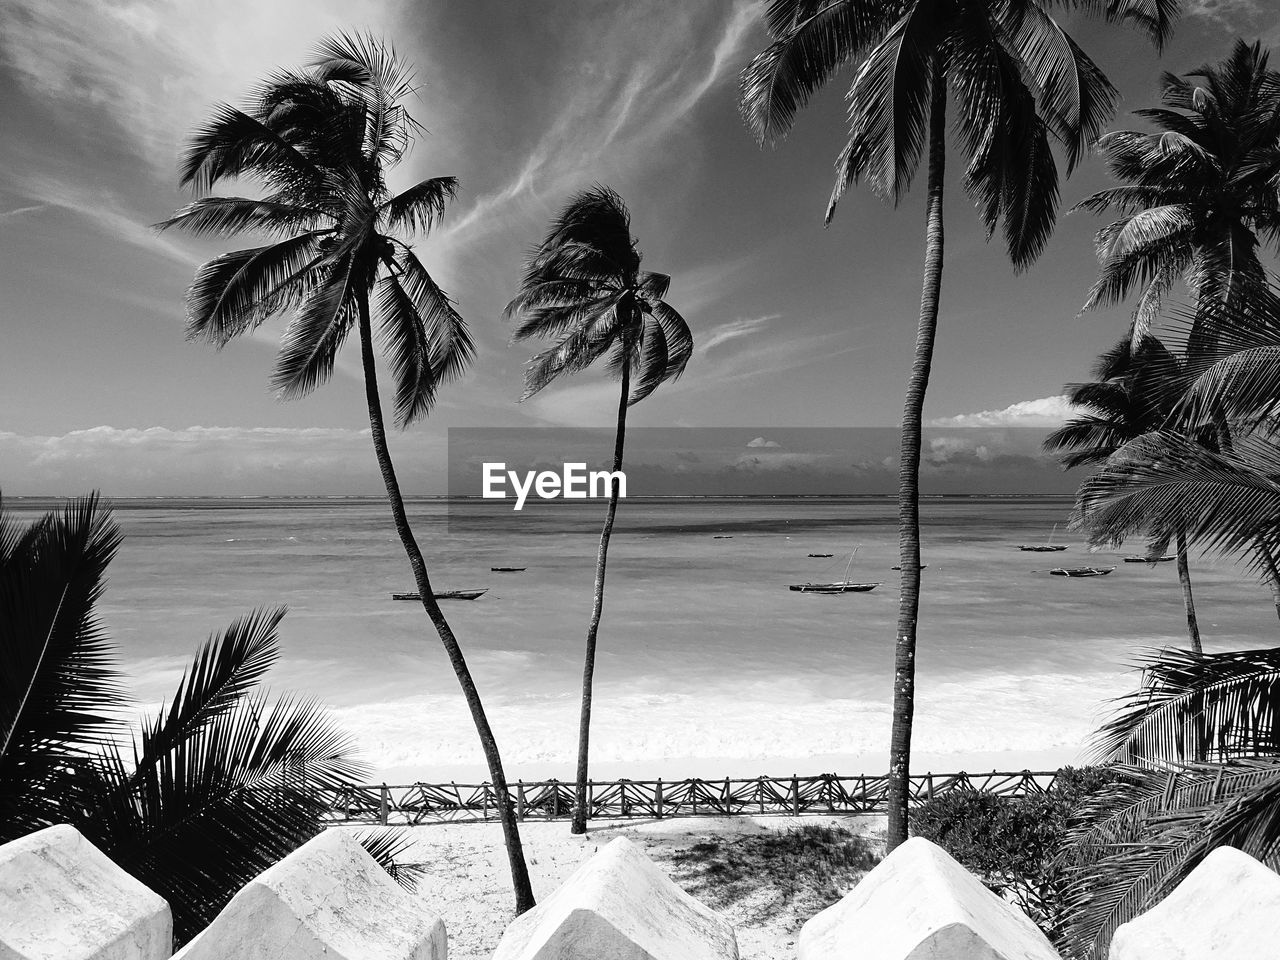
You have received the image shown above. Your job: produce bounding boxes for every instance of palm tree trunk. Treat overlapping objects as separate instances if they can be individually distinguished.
[887,59,946,852]
[355,293,535,914]
[571,358,631,835]
[1176,531,1202,654]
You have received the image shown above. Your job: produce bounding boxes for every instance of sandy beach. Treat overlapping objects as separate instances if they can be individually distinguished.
[349,814,886,960]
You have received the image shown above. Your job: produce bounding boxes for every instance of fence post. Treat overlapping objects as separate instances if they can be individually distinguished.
[482,784,490,820]
[692,778,699,816]
[759,776,765,814]
[517,781,526,821]
[926,772,935,800]
[656,779,664,819]
[791,775,801,816]
[552,780,560,819]
[379,783,389,825]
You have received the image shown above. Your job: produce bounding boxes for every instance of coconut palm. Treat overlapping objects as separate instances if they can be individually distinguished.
[739,0,1175,849]
[506,185,692,835]
[0,493,415,944]
[158,33,533,911]
[1045,335,1204,650]
[1078,40,1280,341]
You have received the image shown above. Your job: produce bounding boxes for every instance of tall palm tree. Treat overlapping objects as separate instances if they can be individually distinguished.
[506,185,692,835]
[0,493,416,944]
[739,0,1175,849]
[1045,335,1204,650]
[1078,39,1280,341]
[159,33,534,911]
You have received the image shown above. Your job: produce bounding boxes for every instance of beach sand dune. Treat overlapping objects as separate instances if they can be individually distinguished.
[341,814,885,960]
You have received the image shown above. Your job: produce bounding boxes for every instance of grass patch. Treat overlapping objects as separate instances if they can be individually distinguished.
[666,824,882,928]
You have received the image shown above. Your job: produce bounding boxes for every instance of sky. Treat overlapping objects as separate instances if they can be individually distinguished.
[3,0,1280,496]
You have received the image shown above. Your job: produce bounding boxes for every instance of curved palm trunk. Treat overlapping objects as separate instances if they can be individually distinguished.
[1175,532,1201,654]
[356,294,535,914]
[571,359,631,835]
[887,61,946,852]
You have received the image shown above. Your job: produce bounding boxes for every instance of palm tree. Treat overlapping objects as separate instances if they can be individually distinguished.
[0,493,416,944]
[1045,335,1204,650]
[158,33,534,911]
[1078,39,1280,341]
[506,185,692,835]
[739,0,1175,850]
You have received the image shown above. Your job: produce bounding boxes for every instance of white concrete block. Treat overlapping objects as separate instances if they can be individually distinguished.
[172,829,445,960]
[0,823,172,960]
[492,835,738,960]
[1110,845,1280,959]
[798,836,1060,960]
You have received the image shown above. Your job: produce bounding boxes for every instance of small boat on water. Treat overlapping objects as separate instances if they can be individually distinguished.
[808,553,834,558]
[1020,523,1068,552]
[491,566,526,572]
[790,582,881,593]
[392,589,489,600]
[1049,567,1115,578]
[1123,555,1175,563]
[891,564,928,570]
[790,549,882,594]
[713,535,734,539]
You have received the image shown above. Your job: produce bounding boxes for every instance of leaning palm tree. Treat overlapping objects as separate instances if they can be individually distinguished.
[1078,39,1280,341]
[506,185,692,835]
[0,493,416,944]
[739,0,1176,849]
[159,33,533,911]
[1046,335,1204,650]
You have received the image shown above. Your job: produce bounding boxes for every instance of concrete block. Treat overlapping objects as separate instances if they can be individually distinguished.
[0,823,171,960]
[798,836,1060,959]
[492,835,738,960]
[1110,845,1280,959]
[173,829,445,960]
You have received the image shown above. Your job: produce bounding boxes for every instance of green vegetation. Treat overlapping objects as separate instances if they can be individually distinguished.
[0,494,416,944]
[911,768,1121,945]
[159,32,534,912]
[668,824,881,927]
[506,186,692,836]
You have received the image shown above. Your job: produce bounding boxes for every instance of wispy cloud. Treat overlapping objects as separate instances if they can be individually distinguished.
[0,425,447,496]
[929,395,1079,428]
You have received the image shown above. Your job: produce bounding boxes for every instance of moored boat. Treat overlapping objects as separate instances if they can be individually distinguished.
[1122,555,1175,563]
[1020,523,1068,552]
[789,581,882,593]
[490,566,526,572]
[392,589,489,600]
[1049,567,1115,578]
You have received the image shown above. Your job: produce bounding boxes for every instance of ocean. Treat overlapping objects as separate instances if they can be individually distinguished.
[9,495,1276,783]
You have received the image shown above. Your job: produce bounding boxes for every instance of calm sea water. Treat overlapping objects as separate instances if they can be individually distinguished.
[10,496,1277,782]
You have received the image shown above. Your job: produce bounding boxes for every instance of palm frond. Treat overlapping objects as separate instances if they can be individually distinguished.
[828,7,937,211]
[1092,647,1280,765]
[0,494,124,840]
[739,0,898,143]
[269,255,358,400]
[185,233,328,346]
[381,177,458,236]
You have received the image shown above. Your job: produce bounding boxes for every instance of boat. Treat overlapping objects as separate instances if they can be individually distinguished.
[1123,555,1175,563]
[1020,523,1068,552]
[1049,567,1115,578]
[790,582,881,593]
[891,564,928,570]
[392,589,489,600]
[808,553,834,558]
[713,535,734,539]
[790,549,882,594]
[490,566,526,572]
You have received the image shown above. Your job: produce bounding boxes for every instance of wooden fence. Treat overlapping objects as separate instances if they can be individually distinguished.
[312,770,1061,825]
